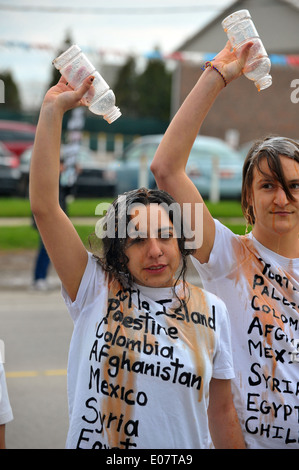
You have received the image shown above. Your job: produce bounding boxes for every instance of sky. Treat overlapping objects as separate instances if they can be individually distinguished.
[0,0,233,109]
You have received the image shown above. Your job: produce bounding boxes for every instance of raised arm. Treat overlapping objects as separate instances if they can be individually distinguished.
[151,41,251,263]
[29,76,94,301]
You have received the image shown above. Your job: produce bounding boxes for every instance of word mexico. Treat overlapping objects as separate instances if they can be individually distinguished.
[95,198,203,249]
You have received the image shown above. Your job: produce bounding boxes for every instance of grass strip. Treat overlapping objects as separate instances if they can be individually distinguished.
[0,223,249,251]
[0,225,95,251]
[0,197,244,218]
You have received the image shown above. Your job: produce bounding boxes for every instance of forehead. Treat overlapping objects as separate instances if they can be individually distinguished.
[253,154,299,179]
[128,203,172,227]
[127,203,174,238]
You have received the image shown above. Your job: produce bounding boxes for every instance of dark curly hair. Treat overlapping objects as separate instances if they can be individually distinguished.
[241,135,299,226]
[89,187,195,298]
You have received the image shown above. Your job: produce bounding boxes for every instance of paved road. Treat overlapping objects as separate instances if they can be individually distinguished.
[1,288,72,449]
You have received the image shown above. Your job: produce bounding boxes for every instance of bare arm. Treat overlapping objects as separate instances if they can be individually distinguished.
[151,41,252,263]
[208,378,246,449]
[29,76,94,301]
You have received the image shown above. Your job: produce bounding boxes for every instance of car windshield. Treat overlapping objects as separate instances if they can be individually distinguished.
[20,148,32,164]
[188,142,241,164]
[121,138,241,165]
[120,142,160,162]
[0,142,12,157]
[61,145,98,165]
[0,129,36,141]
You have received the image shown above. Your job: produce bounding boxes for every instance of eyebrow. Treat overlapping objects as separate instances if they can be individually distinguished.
[127,226,174,239]
[256,175,299,185]
[255,172,274,181]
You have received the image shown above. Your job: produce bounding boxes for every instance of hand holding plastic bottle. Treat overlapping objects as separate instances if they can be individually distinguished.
[222,10,272,91]
[42,75,95,115]
[208,40,253,85]
[53,45,121,123]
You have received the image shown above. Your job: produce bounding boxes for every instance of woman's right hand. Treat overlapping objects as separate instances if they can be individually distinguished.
[211,40,253,85]
[42,75,94,114]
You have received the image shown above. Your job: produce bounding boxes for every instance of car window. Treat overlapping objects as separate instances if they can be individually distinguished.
[122,143,159,162]
[0,142,10,157]
[0,129,36,142]
[20,149,32,164]
[189,143,241,164]
[77,150,96,164]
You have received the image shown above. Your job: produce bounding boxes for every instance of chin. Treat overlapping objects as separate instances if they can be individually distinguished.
[142,277,174,288]
[271,223,296,234]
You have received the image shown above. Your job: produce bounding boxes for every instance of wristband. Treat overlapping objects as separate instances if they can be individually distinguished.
[202,61,227,87]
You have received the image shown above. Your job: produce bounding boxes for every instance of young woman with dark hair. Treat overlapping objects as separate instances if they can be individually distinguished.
[29,75,244,449]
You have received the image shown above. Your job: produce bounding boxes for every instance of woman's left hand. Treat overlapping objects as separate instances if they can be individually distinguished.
[42,75,94,113]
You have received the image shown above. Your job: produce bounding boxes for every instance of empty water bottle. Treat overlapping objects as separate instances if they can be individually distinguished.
[222,10,272,91]
[53,45,121,123]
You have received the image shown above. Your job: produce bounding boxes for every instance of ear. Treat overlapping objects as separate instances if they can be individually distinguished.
[246,184,255,209]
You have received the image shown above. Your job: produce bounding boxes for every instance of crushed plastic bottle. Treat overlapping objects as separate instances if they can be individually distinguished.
[222,10,272,91]
[53,45,121,123]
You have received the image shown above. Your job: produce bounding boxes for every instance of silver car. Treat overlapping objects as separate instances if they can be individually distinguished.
[18,145,116,198]
[108,134,244,199]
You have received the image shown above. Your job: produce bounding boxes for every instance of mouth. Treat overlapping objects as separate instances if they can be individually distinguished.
[144,264,167,273]
[270,211,293,216]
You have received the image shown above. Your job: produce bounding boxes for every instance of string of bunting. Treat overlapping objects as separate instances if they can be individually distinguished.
[1,40,299,66]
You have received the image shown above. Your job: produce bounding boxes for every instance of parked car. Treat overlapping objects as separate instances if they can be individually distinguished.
[70,146,116,198]
[18,145,116,198]
[0,141,21,195]
[0,120,36,158]
[108,134,244,199]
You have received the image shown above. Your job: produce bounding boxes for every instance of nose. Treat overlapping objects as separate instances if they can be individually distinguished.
[273,186,288,207]
[147,238,163,258]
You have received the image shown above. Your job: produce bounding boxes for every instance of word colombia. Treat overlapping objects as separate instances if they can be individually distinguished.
[94,199,203,250]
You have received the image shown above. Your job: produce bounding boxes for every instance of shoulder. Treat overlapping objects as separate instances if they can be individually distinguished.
[62,251,109,311]
[213,220,252,261]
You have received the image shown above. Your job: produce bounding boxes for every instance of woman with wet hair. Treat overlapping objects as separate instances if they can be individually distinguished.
[29,75,245,449]
[91,187,191,293]
[242,136,299,228]
[152,41,299,449]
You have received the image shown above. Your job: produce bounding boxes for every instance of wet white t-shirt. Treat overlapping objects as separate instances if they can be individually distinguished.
[0,363,13,425]
[62,252,234,449]
[192,219,299,449]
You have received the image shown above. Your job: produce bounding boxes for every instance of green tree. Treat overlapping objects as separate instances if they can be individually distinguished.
[113,52,171,121]
[135,58,171,121]
[113,56,139,117]
[0,71,21,110]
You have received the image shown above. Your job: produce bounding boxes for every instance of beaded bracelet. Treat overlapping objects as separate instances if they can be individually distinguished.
[201,61,227,87]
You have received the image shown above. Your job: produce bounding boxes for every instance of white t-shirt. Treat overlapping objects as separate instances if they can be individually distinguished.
[0,363,13,425]
[62,252,234,449]
[191,219,299,449]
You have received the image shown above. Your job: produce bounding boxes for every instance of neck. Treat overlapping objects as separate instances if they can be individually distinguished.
[252,227,299,258]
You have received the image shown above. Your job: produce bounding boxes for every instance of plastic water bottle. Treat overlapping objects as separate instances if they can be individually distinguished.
[222,10,272,91]
[53,45,121,123]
